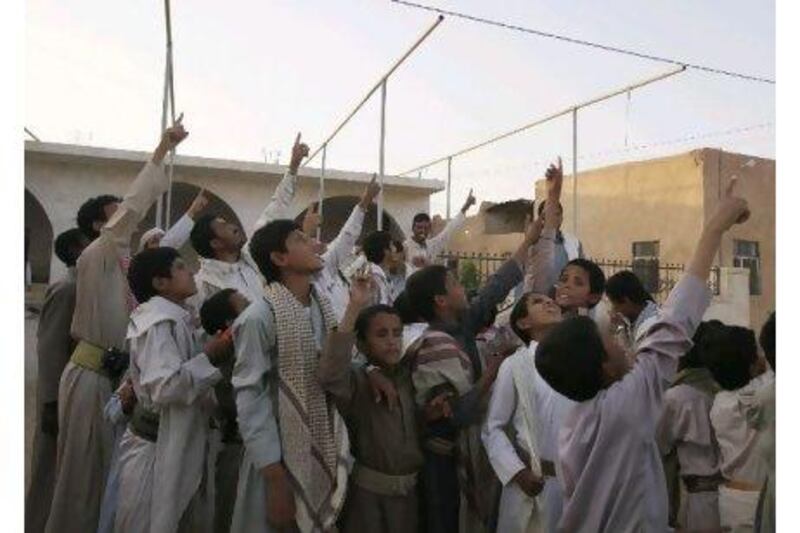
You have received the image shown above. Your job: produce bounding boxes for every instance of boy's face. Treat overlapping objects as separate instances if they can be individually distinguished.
[434,272,469,318]
[274,229,324,275]
[608,296,639,323]
[600,329,631,385]
[211,217,246,254]
[556,265,600,310]
[359,312,404,368]
[154,257,197,301]
[228,291,251,316]
[517,294,562,334]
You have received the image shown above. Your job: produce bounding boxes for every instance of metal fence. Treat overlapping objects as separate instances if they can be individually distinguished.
[439,252,721,300]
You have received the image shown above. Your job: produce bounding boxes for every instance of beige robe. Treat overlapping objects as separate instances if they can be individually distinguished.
[25,270,77,533]
[45,161,168,533]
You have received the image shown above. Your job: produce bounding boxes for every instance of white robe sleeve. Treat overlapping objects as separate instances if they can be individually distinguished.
[103,161,169,249]
[252,171,298,235]
[425,211,467,259]
[321,205,365,275]
[160,213,195,250]
[138,321,222,407]
[231,300,282,469]
[482,358,526,485]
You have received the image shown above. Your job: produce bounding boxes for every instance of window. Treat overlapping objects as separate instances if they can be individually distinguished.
[632,241,660,294]
[733,240,761,295]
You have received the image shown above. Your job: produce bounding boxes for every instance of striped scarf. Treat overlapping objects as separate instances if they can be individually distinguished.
[265,282,348,532]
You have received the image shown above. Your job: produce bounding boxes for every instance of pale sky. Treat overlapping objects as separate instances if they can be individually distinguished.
[25,0,775,216]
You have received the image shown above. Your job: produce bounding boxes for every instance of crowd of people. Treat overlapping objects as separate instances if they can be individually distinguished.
[25,118,775,533]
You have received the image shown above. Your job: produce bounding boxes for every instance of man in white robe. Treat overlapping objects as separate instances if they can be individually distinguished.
[403,189,476,275]
[136,189,210,252]
[363,230,404,306]
[45,122,188,533]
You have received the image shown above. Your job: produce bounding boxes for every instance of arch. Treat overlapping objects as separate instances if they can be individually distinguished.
[133,183,244,271]
[25,189,54,284]
[294,196,405,245]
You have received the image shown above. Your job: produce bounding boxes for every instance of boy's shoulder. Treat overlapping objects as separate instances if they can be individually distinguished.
[234,295,272,328]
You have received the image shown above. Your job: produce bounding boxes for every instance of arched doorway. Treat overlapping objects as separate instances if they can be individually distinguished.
[133,184,243,272]
[24,189,54,284]
[294,196,405,245]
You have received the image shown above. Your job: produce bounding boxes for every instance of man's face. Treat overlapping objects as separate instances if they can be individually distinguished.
[210,217,246,254]
[276,229,324,275]
[523,293,563,331]
[359,312,404,368]
[412,220,431,241]
[154,257,197,300]
[555,265,598,311]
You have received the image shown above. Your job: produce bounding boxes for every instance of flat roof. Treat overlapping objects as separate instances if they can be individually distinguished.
[25,141,445,193]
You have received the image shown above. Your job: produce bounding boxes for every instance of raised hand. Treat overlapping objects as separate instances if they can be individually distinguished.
[461,188,477,214]
[524,210,545,245]
[359,173,382,209]
[544,157,564,201]
[187,189,209,220]
[289,132,310,175]
[204,330,234,367]
[302,203,322,236]
[153,114,188,163]
[349,268,375,310]
[708,177,750,233]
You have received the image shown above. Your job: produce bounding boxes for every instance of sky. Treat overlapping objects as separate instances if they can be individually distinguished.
[25,0,775,216]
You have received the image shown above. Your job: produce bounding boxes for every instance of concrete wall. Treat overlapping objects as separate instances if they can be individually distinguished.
[704,267,751,327]
[699,149,775,331]
[25,142,442,282]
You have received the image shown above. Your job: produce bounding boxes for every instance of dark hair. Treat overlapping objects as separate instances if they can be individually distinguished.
[127,247,181,303]
[249,219,300,283]
[510,292,533,345]
[605,270,655,306]
[537,200,563,217]
[393,291,419,324]
[363,231,393,265]
[481,304,499,331]
[392,240,404,253]
[76,194,121,239]
[406,265,449,322]
[412,213,431,225]
[562,258,606,308]
[54,228,88,267]
[190,213,220,259]
[701,325,759,391]
[535,316,606,402]
[678,320,724,371]
[354,304,401,342]
[759,312,775,371]
[200,288,239,335]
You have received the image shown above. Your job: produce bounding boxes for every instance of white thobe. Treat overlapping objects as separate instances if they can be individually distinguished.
[368,262,401,306]
[711,370,774,532]
[46,160,168,533]
[312,205,365,321]
[160,213,195,249]
[482,344,575,533]
[229,294,330,533]
[193,169,299,305]
[556,274,711,533]
[404,211,466,276]
[115,296,221,533]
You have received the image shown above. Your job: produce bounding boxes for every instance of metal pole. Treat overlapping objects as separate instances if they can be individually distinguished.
[304,15,444,167]
[24,127,40,141]
[446,157,452,220]
[317,144,327,241]
[378,80,387,231]
[156,46,171,231]
[400,65,685,176]
[164,0,176,229]
[572,108,578,236]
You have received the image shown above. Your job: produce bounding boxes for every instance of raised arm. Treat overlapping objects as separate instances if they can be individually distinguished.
[160,189,208,249]
[104,121,188,248]
[425,189,476,258]
[524,158,563,294]
[250,133,309,235]
[322,175,379,272]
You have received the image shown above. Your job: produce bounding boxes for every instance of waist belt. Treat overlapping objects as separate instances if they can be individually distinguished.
[70,340,108,376]
[424,437,455,456]
[351,463,418,497]
[129,404,160,443]
[723,479,762,492]
[683,473,724,493]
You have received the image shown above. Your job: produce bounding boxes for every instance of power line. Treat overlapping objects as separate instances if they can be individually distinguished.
[389,0,775,85]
